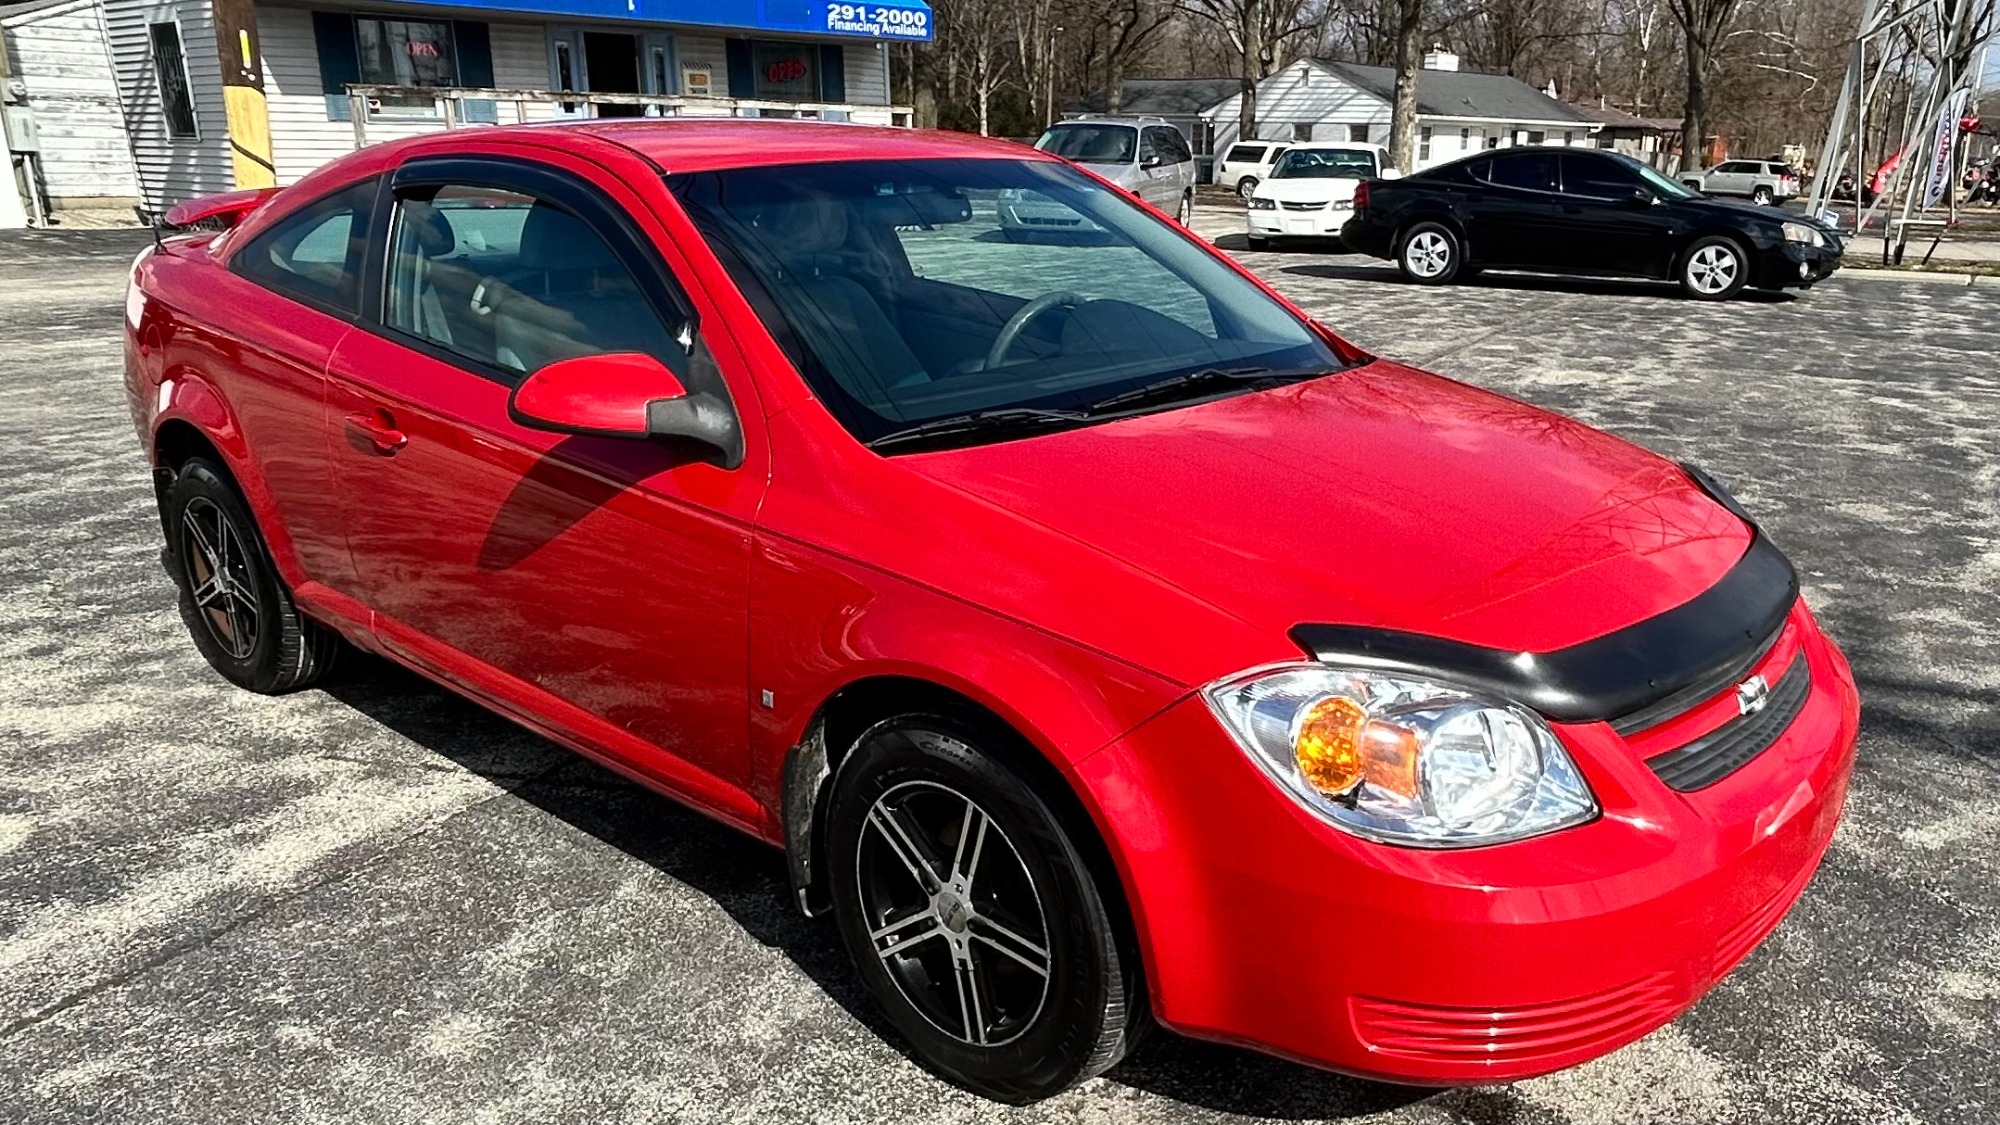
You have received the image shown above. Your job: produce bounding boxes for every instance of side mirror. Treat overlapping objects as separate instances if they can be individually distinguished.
[1140,154,1164,169]
[1627,187,1658,206]
[1379,167,1405,180]
[509,351,743,467]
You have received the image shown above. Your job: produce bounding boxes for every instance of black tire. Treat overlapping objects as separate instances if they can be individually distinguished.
[1174,191,1193,225]
[1001,228,1028,244]
[1752,186,1774,206]
[1678,234,1750,301]
[827,713,1139,1103]
[1395,221,1462,284]
[1235,176,1258,199]
[162,458,340,693]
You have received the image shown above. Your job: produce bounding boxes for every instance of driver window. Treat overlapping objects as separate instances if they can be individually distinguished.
[899,190,1216,336]
[383,182,679,381]
[1561,154,1639,199]
[235,178,379,315]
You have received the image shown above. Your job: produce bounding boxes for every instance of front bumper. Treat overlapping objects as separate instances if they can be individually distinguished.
[1756,239,1842,288]
[1073,604,1860,1084]
[1248,203,1354,239]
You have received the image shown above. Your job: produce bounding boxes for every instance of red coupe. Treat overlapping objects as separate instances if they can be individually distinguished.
[124,121,1860,1103]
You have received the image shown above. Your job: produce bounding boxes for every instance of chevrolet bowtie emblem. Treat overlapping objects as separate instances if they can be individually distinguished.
[1736,674,1772,716]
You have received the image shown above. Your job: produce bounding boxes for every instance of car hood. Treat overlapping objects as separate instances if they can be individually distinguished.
[1256,177,1366,204]
[898,361,1751,659]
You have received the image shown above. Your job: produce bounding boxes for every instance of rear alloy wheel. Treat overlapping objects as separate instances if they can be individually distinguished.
[1236,177,1259,199]
[163,458,341,693]
[828,714,1139,1103]
[1679,236,1749,300]
[1396,222,1461,284]
[1752,186,1775,206]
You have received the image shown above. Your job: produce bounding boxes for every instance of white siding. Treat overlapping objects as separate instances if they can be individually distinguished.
[1202,60,1386,154]
[259,5,555,186]
[842,39,887,119]
[3,0,142,204]
[104,0,233,211]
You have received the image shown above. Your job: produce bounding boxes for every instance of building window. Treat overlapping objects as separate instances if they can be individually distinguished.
[1418,126,1432,162]
[356,17,458,113]
[753,41,816,100]
[1347,123,1369,143]
[1562,130,1575,145]
[149,21,198,139]
[1526,130,1547,145]
[1291,123,1311,142]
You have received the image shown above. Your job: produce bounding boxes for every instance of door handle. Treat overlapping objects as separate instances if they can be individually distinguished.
[345,409,407,455]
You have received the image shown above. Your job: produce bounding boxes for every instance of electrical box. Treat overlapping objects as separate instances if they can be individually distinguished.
[2,105,39,154]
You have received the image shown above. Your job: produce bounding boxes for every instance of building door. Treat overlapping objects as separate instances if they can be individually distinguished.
[584,31,642,116]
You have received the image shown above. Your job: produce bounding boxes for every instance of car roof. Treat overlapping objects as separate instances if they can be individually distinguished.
[1281,142,1387,154]
[362,119,1053,176]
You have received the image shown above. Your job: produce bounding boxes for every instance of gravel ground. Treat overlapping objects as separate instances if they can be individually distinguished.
[2,216,1996,1125]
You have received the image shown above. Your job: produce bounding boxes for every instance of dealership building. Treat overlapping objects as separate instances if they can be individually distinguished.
[85,0,927,214]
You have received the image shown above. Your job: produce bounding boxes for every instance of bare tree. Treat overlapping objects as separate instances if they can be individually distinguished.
[1180,0,1317,141]
[935,0,1016,134]
[1668,0,1746,169]
[1096,0,1178,113]
[1386,0,1427,170]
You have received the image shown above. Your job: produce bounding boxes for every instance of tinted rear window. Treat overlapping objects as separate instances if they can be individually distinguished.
[1227,143,1267,163]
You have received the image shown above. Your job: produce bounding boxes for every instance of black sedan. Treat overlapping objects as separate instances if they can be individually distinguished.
[1340,148,1842,300]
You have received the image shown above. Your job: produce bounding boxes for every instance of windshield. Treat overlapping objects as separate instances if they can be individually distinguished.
[1035,125,1137,165]
[1627,156,1698,200]
[669,157,1341,448]
[1271,149,1377,179]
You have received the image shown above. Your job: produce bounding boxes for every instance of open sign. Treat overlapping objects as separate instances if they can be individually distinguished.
[763,57,807,84]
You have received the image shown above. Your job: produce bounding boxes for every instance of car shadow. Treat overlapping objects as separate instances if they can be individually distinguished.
[1209,232,1360,255]
[1280,262,1802,303]
[317,653,1436,1118]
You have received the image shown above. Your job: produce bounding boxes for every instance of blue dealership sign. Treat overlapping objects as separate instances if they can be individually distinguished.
[398,0,932,40]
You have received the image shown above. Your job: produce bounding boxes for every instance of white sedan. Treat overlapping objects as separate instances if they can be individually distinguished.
[1245,143,1398,250]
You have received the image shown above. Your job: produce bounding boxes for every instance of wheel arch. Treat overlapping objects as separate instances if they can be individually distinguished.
[149,378,306,584]
[780,672,1149,999]
[1396,212,1469,257]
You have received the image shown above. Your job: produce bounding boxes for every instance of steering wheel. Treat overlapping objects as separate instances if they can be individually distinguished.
[984,291,1084,371]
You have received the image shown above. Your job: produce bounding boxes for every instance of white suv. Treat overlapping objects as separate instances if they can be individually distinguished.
[1216,141,1291,199]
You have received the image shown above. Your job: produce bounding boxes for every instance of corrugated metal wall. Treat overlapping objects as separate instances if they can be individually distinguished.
[3,0,142,205]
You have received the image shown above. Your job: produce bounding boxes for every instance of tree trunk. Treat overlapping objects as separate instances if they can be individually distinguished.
[1679,35,1707,172]
[1107,51,1126,115]
[1238,16,1263,142]
[1387,0,1425,172]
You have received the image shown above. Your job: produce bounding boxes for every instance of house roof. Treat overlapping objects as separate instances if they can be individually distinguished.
[0,0,89,23]
[1566,101,1680,132]
[1069,78,1244,119]
[1311,60,1594,125]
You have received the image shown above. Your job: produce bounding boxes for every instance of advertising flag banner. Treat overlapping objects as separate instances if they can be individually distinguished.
[1924,89,1971,207]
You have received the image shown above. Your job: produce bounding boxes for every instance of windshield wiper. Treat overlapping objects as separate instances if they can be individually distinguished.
[1083,365,1314,414]
[865,407,1094,453]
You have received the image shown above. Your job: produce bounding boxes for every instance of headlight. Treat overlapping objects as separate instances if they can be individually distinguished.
[1247,197,1277,210]
[1782,222,1824,247]
[1203,665,1597,847]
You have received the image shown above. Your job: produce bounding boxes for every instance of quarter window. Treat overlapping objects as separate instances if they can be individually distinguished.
[148,21,198,139]
[1486,152,1559,192]
[235,179,379,315]
[384,182,679,380]
[1227,143,1267,163]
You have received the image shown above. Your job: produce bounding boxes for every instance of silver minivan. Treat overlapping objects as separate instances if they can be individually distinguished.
[1024,117,1198,225]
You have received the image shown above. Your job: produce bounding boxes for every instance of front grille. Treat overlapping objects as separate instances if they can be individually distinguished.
[1019,216,1081,227]
[1350,971,1680,1066]
[1279,200,1328,211]
[1646,655,1810,791]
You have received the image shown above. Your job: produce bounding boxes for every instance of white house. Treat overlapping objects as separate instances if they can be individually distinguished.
[97,0,930,216]
[1202,50,1599,171]
[2,0,142,217]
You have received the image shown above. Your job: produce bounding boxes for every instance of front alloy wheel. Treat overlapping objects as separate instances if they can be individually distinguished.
[1680,236,1748,300]
[1236,177,1259,199]
[828,714,1139,1103]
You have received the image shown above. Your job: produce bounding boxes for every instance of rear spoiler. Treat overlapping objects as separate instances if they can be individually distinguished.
[162,187,282,231]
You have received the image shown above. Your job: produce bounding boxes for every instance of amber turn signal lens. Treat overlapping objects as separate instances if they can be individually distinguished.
[1295,696,1367,795]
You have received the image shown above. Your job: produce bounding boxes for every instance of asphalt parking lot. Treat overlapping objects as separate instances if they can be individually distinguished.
[2,219,1997,1125]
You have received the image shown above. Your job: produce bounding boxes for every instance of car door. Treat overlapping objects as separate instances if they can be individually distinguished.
[1466,150,1564,267]
[198,178,381,592]
[1711,161,1752,196]
[322,152,767,804]
[1555,153,1677,276]
[1139,127,1180,208]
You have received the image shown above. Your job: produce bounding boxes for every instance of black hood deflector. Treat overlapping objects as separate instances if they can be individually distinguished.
[1288,532,1799,733]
